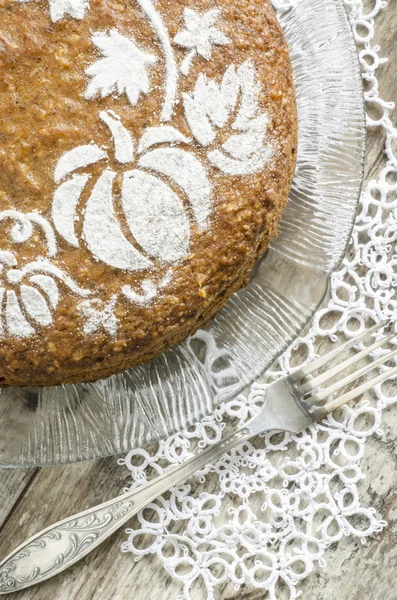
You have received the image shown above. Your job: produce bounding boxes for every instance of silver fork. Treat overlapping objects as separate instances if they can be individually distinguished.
[1,321,396,595]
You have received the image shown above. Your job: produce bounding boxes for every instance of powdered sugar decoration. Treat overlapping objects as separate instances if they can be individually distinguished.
[99,111,135,163]
[0,213,91,339]
[85,29,157,108]
[0,211,57,257]
[135,0,179,122]
[184,61,274,175]
[122,269,173,306]
[54,145,106,184]
[52,111,213,273]
[16,0,90,22]
[7,2,274,336]
[49,0,89,21]
[84,0,179,123]
[54,43,272,276]
[174,8,231,75]
[79,296,118,336]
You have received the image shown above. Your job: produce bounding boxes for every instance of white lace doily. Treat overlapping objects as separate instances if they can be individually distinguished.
[118,1,397,598]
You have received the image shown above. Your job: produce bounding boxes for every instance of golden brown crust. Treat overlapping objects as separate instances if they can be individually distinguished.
[0,0,297,387]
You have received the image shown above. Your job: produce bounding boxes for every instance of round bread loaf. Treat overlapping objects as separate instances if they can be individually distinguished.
[0,0,297,386]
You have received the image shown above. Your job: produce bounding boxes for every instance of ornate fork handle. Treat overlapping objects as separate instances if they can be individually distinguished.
[0,428,249,595]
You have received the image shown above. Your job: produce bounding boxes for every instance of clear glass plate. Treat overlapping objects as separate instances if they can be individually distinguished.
[0,0,365,467]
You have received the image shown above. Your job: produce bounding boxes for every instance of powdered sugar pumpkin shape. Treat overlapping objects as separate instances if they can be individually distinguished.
[52,15,272,278]
[52,111,212,271]
[0,212,90,338]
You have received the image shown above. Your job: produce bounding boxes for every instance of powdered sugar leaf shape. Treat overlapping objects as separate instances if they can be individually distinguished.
[184,61,274,175]
[51,111,212,277]
[85,29,157,107]
[174,8,231,75]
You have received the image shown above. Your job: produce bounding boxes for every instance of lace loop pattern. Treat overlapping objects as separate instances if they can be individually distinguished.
[120,1,397,598]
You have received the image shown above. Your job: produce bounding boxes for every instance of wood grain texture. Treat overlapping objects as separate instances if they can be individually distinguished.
[0,469,36,529]
[1,3,397,599]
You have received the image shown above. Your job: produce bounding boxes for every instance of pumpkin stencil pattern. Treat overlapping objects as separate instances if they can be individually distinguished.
[0,252,60,337]
[2,3,275,338]
[0,212,91,338]
[52,111,213,273]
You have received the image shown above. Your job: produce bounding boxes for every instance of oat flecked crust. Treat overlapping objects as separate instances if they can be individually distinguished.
[0,0,297,386]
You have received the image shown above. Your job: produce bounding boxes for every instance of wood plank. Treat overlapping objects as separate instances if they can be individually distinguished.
[0,456,185,600]
[0,469,36,529]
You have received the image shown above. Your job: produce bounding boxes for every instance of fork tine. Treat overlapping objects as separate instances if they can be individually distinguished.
[290,320,389,382]
[319,363,397,414]
[298,330,396,394]
[306,346,397,404]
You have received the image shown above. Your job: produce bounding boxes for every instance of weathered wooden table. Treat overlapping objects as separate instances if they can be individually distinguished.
[1,6,397,600]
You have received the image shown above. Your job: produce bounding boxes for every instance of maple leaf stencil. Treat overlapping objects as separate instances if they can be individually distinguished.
[85,29,157,106]
[174,8,231,75]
